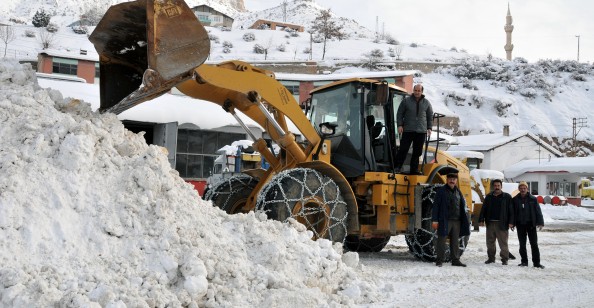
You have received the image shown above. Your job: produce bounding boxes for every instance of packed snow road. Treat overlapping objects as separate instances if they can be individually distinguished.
[356,220,594,307]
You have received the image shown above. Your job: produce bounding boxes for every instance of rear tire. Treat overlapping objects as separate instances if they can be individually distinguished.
[344,235,391,252]
[404,185,469,262]
[204,175,258,214]
[256,168,348,243]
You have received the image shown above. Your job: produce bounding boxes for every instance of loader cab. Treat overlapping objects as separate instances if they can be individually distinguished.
[308,78,408,177]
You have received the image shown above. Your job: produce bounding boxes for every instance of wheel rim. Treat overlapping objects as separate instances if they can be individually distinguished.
[292,196,331,240]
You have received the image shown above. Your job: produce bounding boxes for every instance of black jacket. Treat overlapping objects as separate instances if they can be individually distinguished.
[479,191,514,230]
[512,193,544,227]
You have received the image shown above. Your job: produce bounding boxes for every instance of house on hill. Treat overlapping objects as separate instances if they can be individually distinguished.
[191,4,234,28]
[447,125,561,171]
[250,19,304,32]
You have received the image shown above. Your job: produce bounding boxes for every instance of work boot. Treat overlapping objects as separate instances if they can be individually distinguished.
[518,262,528,267]
[395,166,402,173]
[534,264,545,269]
[502,260,508,265]
[451,260,467,267]
[436,261,443,267]
[484,259,495,264]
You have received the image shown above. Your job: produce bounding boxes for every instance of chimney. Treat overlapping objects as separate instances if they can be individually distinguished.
[503,125,510,136]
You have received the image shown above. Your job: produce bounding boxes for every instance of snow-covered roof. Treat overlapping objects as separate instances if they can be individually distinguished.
[446,150,484,160]
[447,130,562,156]
[39,49,99,62]
[503,157,594,178]
[276,70,417,82]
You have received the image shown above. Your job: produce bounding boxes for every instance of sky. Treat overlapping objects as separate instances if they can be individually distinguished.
[3,58,594,306]
[244,0,593,63]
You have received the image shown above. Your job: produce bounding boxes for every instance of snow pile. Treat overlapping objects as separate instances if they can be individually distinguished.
[541,204,594,223]
[0,60,370,307]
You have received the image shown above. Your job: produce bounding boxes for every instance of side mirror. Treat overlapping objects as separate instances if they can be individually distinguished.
[319,122,337,137]
[375,81,389,105]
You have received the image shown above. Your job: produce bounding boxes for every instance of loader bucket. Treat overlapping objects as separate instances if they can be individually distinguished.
[89,0,210,114]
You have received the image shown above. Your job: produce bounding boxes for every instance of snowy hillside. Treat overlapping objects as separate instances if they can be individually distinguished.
[417,58,594,155]
[233,0,374,39]
[1,0,593,154]
[0,0,245,25]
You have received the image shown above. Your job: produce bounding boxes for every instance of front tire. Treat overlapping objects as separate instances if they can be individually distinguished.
[204,174,258,214]
[344,235,391,252]
[256,168,348,243]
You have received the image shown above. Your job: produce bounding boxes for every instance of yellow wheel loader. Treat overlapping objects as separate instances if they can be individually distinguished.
[90,0,473,261]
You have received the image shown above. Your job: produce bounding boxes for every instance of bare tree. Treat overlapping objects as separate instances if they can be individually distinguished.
[0,25,16,58]
[394,44,403,60]
[263,37,273,60]
[310,9,344,60]
[38,28,56,49]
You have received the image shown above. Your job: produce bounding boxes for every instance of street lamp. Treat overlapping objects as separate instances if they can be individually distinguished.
[575,35,580,62]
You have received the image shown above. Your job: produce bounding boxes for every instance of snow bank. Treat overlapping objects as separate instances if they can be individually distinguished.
[0,60,370,307]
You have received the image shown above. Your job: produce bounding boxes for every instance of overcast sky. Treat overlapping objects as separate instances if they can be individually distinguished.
[243,0,593,63]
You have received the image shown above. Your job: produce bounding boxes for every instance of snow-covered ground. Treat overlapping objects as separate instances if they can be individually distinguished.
[2,60,594,306]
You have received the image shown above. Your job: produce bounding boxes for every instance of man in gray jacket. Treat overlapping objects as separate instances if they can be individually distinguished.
[394,84,433,174]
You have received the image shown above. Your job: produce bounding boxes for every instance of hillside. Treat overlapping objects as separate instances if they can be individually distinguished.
[1,0,592,155]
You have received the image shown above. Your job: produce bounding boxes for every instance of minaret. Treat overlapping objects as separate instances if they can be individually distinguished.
[504,3,514,60]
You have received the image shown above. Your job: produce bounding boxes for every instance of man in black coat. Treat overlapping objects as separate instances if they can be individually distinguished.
[479,179,514,265]
[432,173,470,267]
[512,181,545,269]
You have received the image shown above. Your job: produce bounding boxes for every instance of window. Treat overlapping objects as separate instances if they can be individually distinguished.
[281,81,300,103]
[547,181,577,196]
[52,57,78,76]
[175,129,245,179]
[527,181,539,195]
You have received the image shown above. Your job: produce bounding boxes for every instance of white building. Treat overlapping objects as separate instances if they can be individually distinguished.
[447,126,561,171]
[503,156,594,205]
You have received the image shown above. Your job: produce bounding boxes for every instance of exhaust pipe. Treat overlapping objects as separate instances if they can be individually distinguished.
[89,0,210,114]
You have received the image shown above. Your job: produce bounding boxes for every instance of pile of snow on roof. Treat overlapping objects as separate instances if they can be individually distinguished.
[0,60,371,307]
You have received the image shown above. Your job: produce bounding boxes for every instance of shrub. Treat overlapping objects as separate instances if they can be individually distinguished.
[46,23,59,33]
[571,72,587,81]
[410,42,418,48]
[495,100,512,116]
[276,44,286,52]
[32,9,51,27]
[243,32,255,42]
[253,44,265,54]
[25,30,36,37]
[72,26,88,35]
[222,41,233,48]
[223,47,231,54]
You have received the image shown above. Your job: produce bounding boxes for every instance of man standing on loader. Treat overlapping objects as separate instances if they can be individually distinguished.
[479,179,514,265]
[432,173,470,267]
[394,84,433,174]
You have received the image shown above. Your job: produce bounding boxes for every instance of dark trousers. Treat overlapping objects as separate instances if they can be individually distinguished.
[517,224,540,265]
[395,131,426,172]
[486,221,509,262]
[436,220,460,263]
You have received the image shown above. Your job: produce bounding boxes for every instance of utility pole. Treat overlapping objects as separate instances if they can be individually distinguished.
[282,0,288,22]
[572,117,588,155]
[575,35,580,62]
